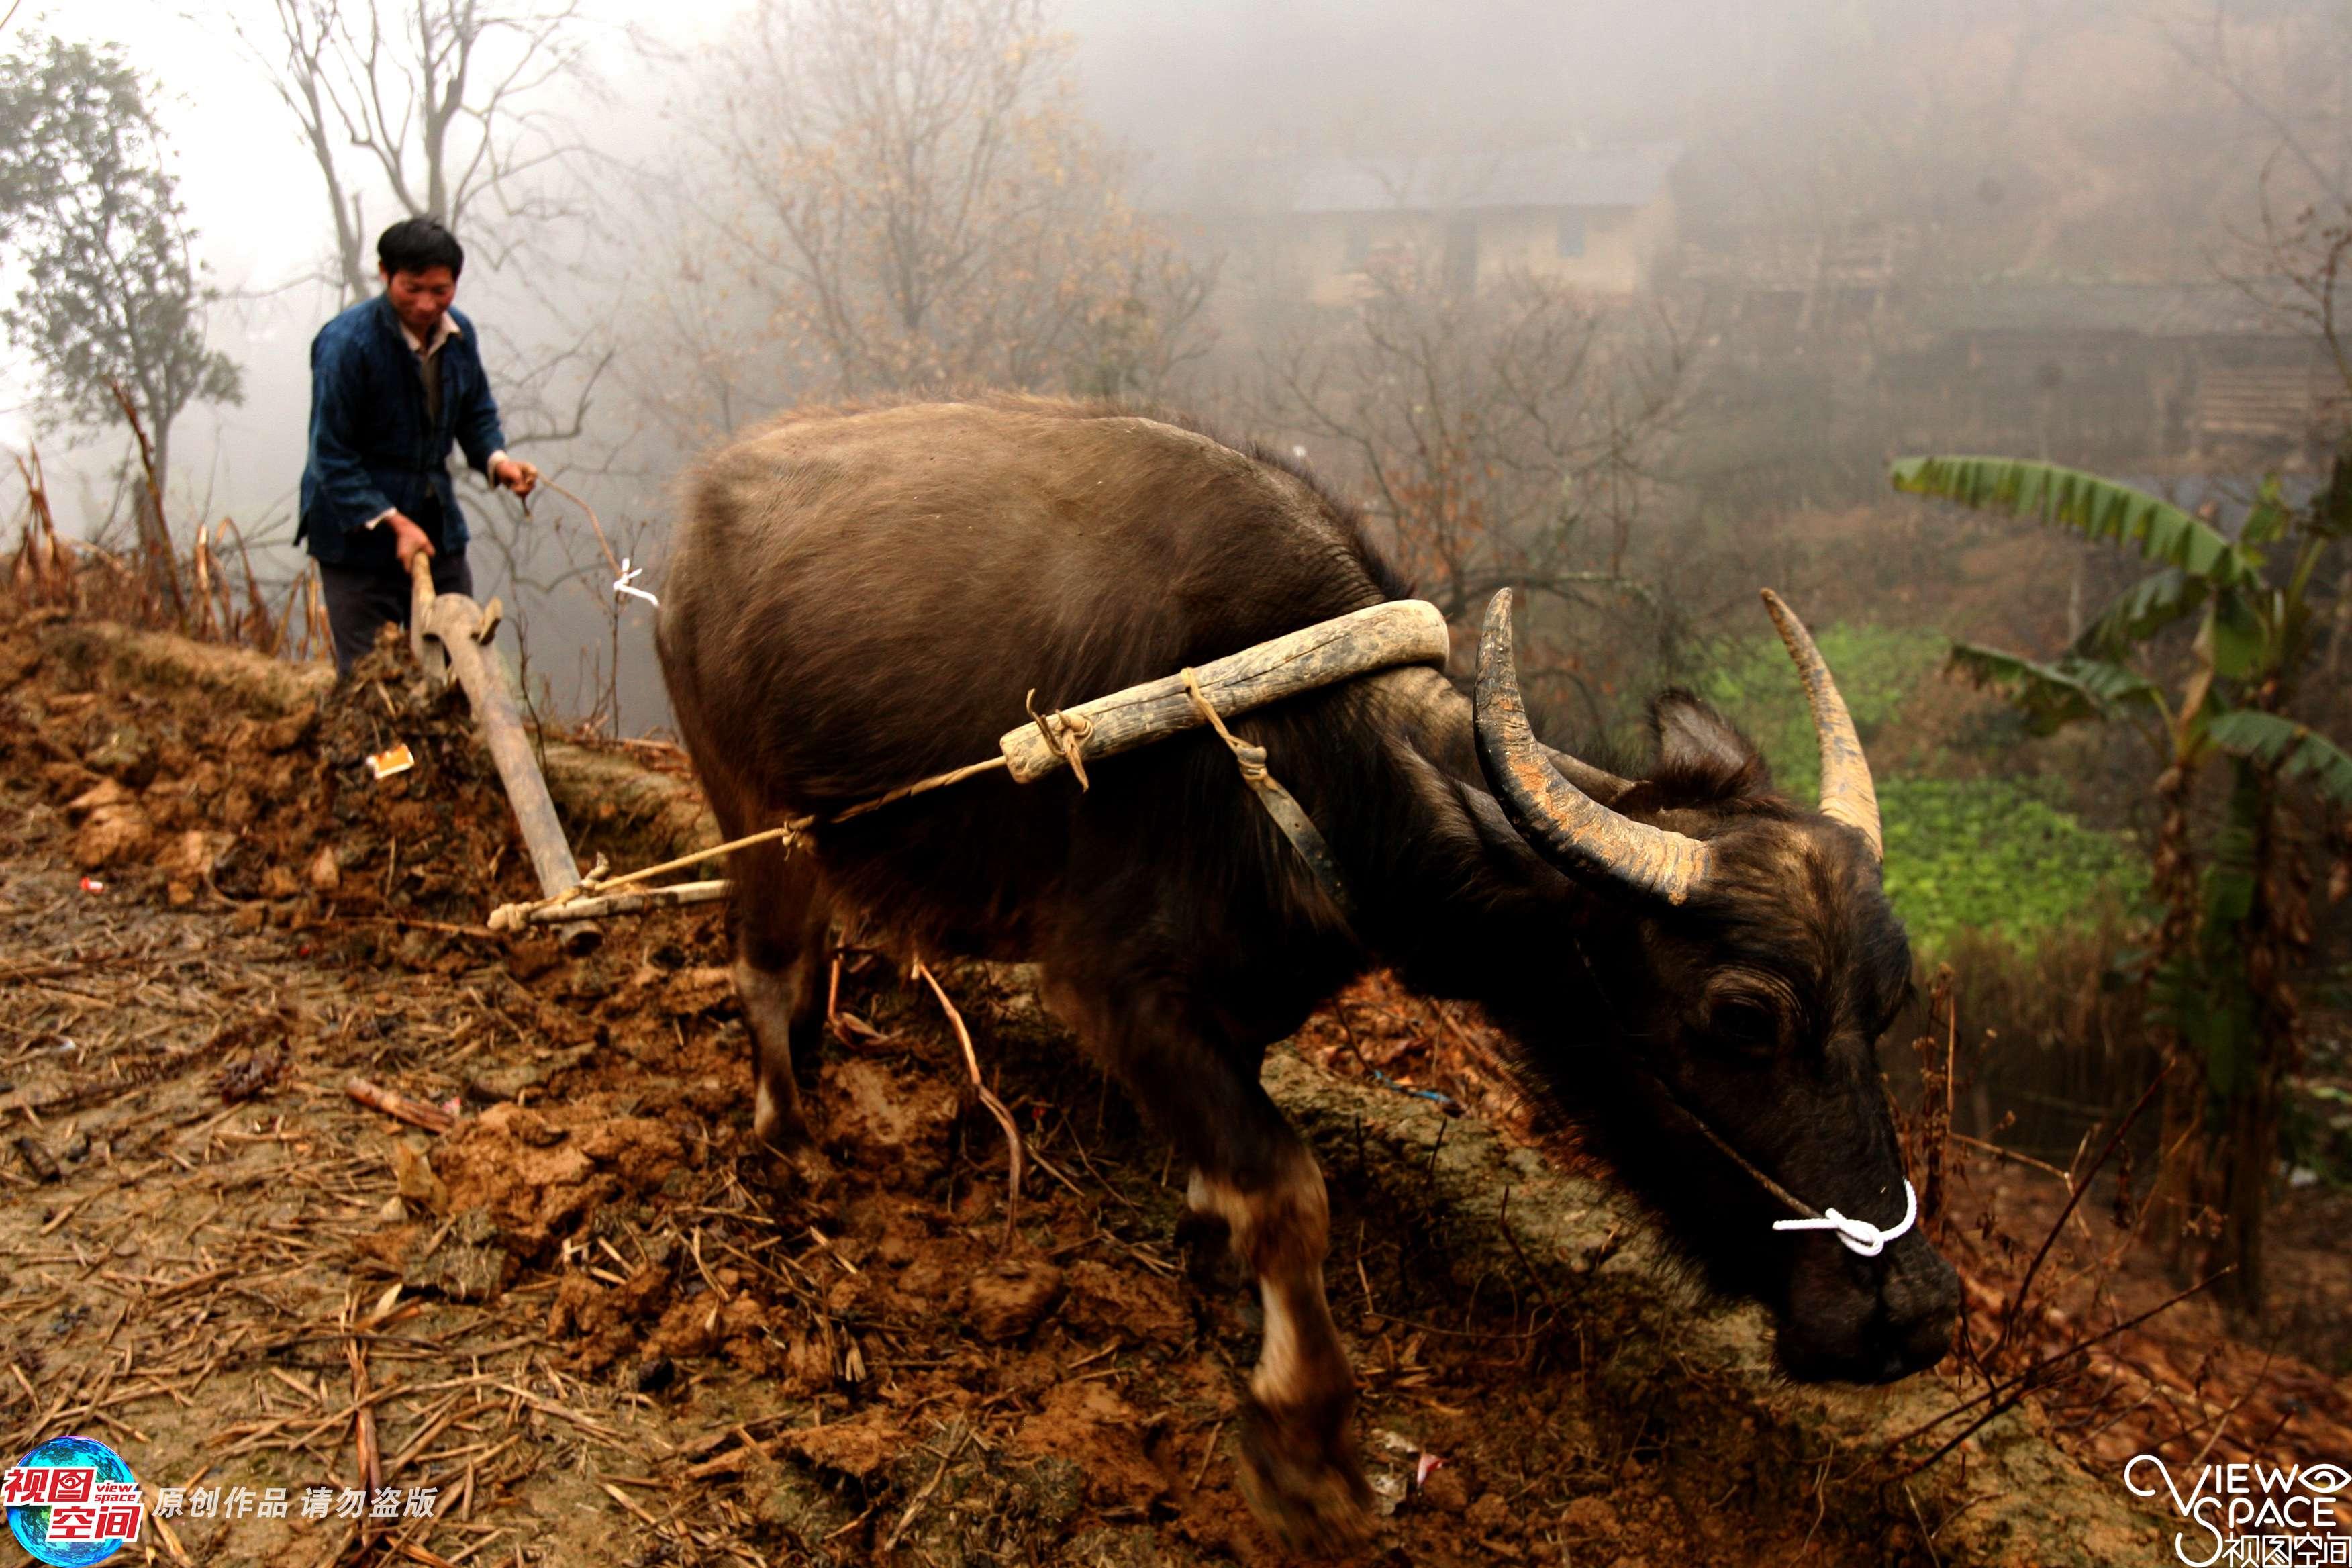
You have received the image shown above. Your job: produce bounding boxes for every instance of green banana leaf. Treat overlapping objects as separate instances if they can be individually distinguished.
[1891,456,2260,588]
[1947,642,2161,735]
[2202,708,2352,806]
[2073,567,2207,660]
[2240,475,2291,547]
[2204,588,2267,680]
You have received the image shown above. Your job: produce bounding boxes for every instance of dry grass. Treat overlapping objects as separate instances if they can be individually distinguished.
[12,442,330,663]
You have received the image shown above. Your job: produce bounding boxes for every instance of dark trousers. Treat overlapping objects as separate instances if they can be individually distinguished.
[320,544,472,675]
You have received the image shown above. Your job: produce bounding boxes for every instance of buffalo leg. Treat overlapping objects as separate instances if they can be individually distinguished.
[1191,1149,1369,1551]
[1050,978,1370,1550]
[728,836,832,1166]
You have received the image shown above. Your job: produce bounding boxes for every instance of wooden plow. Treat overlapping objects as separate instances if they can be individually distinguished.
[407,555,585,914]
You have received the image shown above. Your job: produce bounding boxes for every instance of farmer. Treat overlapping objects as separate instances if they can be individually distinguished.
[297,216,539,675]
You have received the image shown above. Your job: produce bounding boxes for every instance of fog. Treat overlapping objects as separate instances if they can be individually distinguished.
[6,0,2346,728]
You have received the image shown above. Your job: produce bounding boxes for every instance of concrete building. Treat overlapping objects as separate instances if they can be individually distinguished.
[1191,142,1683,307]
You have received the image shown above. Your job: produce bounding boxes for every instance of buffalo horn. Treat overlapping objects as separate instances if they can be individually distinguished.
[1473,590,1713,904]
[1759,589,1883,861]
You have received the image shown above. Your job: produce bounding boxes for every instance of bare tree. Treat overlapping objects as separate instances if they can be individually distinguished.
[2183,3,2352,408]
[2179,1,2352,703]
[224,0,625,465]
[681,0,1212,413]
[1260,261,1690,730]
[230,0,600,305]
[2165,1,2351,217]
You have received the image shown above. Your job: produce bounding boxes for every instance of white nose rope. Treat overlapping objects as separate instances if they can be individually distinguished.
[613,557,658,609]
[1772,1179,1918,1258]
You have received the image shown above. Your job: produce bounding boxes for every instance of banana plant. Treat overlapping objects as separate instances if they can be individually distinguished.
[1891,454,2351,1310]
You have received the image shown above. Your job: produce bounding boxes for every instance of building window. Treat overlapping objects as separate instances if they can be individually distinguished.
[1556,210,1586,259]
[1344,222,1370,267]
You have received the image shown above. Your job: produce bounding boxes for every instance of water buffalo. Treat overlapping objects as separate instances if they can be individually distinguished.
[656,395,1959,1549]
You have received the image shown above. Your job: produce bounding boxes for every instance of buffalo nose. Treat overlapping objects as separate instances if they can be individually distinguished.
[1880,1244,1961,1376]
[1892,1305,1956,1377]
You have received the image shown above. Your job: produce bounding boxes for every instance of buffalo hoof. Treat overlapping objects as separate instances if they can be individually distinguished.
[1237,1396,1374,1557]
[755,1134,837,1203]
[1174,1208,1248,1294]
[752,1089,814,1155]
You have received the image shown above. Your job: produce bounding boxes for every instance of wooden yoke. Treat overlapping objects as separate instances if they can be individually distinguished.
[997,600,1451,783]
[491,598,1453,932]
[408,554,582,903]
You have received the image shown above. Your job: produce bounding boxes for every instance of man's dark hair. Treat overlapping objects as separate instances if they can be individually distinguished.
[377,217,464,279]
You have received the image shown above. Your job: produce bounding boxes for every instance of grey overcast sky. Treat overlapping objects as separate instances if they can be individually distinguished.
[13,0,1662,535]
[9,0,1745,730]
[3,0,2275,543]
[0,0,742,530]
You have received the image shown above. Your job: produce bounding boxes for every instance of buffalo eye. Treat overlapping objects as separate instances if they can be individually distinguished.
[1710,997,1780,1058]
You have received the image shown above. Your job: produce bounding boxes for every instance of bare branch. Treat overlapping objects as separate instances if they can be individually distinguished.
[670,0,1213,409]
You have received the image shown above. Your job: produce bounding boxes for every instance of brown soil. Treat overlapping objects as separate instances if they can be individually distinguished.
[0,606,2173,1567]
[1934,1163,2352,1473]
[1306,948,2352,1508]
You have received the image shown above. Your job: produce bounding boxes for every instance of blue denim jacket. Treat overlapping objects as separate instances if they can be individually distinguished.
[297,294,509,568]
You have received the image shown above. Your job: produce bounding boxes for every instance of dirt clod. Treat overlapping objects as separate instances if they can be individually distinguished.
[71,800,150,867]
[1060,1257,1191,1346]
[1418,1463,1470,1513]
[1013,1381,1167,1509]
[821,1056,956,1167]
[64,777,134,816]
[1466,1491,1510,1534]
[785,1412,904,1480]
[1561,1495,1622,1538]
[961,1257,1067,1341]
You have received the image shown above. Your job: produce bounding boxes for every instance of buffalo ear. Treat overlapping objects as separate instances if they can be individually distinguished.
[1434,771,1575,893]
[1651,691,1773,801]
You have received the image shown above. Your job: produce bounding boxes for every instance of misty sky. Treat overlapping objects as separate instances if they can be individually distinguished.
[1,0,2320,548]
[1,0,716,532]
[13,0,1825,724]
[2,0,1823,513]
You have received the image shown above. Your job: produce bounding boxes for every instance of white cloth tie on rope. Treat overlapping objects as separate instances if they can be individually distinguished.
[1771,1179,1918,1258]
[614,557,658,608]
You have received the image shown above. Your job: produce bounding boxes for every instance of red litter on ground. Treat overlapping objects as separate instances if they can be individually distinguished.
[79,876,105,893]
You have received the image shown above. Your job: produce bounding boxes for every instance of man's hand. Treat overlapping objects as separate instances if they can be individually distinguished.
[387,511,435,571]
[491,455,539,499]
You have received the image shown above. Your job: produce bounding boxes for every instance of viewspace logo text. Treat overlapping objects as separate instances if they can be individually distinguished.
[2124,1454,2351,1566]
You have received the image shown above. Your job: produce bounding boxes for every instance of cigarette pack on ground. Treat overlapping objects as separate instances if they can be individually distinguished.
[367,742,415,780]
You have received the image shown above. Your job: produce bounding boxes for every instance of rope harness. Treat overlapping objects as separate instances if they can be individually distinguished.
[1180,667,1355,920]
[1026,690,1093,789]
[485,750,1015,931]
[1663,1087,1920,1258]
